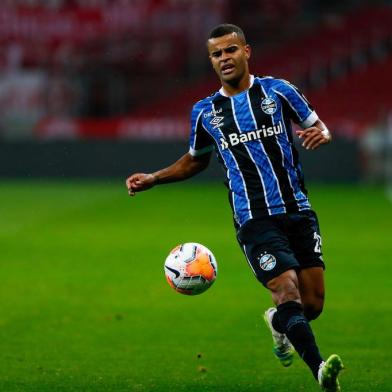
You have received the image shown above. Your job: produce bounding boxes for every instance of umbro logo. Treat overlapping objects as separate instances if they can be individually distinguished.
[210,116,224,129]
[220,138,229,149]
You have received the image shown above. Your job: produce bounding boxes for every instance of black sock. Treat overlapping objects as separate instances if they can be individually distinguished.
[271,310,285,334]
[277,301,323,379]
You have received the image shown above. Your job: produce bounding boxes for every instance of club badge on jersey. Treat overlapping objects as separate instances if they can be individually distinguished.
[261,97,277,115]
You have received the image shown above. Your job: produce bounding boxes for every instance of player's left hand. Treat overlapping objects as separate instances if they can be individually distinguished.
[296,126,331,150]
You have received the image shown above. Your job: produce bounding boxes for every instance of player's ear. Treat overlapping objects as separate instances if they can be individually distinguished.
[244,44,251,60]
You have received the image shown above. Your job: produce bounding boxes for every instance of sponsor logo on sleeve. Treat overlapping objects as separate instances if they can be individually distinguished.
[209,116,224,129]
[204,107,224,129]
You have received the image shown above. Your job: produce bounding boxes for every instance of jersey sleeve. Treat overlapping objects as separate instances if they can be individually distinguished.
[274,79,319,128]
[188,104,214,156]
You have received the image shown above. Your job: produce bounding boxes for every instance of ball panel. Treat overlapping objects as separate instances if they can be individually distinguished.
[186,252,215,281]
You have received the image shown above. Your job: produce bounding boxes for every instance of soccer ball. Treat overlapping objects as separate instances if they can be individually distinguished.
[164,243,218,295]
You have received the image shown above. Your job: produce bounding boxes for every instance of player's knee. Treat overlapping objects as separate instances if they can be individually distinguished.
[267,272,300,305]
[303,295,324,321]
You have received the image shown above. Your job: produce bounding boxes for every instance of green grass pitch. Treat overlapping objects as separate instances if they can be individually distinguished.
[0,180,390,391]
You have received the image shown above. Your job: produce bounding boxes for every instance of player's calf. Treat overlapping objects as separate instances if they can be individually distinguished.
[267,271,324,379]
[276,301,324,378]
[303,301,324,321]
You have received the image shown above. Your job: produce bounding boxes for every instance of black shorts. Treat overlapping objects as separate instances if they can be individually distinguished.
[236,210,325,286]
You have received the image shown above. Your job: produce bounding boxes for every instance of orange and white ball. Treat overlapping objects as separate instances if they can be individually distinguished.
[164,243,218,295]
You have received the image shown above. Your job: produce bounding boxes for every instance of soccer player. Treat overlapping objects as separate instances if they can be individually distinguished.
[126,24,344,391]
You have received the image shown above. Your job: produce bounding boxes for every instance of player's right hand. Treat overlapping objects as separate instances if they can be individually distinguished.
[125,173,157,196]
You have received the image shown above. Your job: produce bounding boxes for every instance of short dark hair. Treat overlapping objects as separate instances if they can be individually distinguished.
[208,23,246,44]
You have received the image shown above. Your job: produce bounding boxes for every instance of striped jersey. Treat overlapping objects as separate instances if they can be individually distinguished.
[188,75,319,227]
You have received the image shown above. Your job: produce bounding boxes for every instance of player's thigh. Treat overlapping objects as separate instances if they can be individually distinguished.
[298,266,325,320]
[267,268,301,305]
[236,217,299,287]
[287,211,326,319]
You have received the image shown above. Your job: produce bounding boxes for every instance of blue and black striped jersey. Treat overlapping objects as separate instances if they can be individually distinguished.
[188,75,318,227]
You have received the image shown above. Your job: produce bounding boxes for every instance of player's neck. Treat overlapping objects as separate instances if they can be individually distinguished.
[220,74,254,97]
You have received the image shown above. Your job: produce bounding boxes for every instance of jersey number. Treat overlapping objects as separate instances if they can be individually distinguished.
[313,232,322,253]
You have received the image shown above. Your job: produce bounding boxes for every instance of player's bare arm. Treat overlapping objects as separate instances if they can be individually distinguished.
[126,152,211,196]
[296,120,332,150]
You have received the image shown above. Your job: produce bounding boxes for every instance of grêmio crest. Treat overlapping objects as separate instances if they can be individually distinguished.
[261,97,277,115]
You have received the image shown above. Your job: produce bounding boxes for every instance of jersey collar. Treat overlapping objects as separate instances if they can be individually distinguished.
[219,74,255,97]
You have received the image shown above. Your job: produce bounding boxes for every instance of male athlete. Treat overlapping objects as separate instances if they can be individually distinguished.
[126,24,344,391]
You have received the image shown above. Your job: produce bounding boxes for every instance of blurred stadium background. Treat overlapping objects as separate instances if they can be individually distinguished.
[0,0,391,184]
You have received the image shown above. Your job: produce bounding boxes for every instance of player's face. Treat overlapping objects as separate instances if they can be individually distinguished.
[207,33,251,86]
